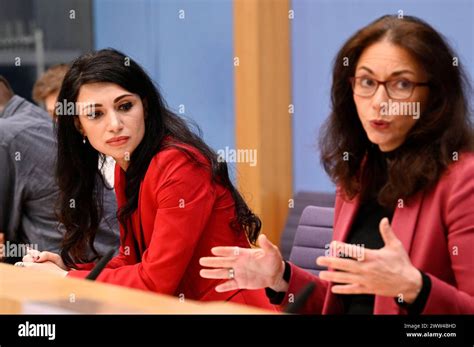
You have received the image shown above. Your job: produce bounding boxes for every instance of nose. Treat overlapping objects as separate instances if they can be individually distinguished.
[371,83,390,115]
[106,110,124,133]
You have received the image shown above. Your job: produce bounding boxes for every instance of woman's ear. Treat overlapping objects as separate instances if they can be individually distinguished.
[73,117,84,136]
[143,98,149,119]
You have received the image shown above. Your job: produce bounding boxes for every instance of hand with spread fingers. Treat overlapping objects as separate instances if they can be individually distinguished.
[200,234,288,293]
[316,217,422,304]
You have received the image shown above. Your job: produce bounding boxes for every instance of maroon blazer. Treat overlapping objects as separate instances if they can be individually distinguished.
[281,153,474,314]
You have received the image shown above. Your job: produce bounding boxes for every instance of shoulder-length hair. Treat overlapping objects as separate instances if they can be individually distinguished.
[320,15,474,206]
[55,49,261,267]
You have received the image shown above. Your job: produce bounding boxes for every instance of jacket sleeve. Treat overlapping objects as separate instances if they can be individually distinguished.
[273,190,347,314]
[422,155,474,314]
[67,148,216,296]
[0,144,14,238]
[69,235,134,272]
[275,262,330,314]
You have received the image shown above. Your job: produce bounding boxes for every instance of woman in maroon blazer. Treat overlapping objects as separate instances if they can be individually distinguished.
[17,49,274,310]
[200,15,474,314]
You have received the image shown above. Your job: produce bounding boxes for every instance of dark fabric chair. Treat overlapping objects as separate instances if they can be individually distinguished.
[280,191,335,260]
[289,205,334,275]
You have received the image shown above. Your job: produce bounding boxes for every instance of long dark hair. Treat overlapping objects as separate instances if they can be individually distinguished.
[320,15,474,206]
[55,48,261,268]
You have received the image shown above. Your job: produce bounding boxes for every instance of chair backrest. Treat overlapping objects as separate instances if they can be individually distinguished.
[289,206,334,275]
[280,191,335,260]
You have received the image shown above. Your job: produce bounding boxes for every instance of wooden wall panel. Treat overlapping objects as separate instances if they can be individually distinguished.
[234,0,292,245]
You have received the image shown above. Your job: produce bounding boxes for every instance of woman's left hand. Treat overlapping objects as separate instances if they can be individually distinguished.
[14,260,68,277]
[316,217,422,304]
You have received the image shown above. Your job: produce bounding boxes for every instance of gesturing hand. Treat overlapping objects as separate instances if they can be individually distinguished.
[316,218,423,304]
[200,234,288,293]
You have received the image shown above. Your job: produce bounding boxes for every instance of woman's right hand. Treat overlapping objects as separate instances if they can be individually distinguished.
[199,234,288,293]
[22,248,69,271]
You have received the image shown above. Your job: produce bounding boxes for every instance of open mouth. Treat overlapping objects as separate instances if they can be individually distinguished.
[369,120,390,129]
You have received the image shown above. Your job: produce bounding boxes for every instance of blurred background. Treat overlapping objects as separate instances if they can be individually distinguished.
[0,0,472,253]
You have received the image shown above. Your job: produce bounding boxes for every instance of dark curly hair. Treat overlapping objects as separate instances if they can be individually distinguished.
[320,15,474,206]
[55,49,261,267]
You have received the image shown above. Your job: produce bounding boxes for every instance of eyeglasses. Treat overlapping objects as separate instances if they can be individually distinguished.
[350,76,430,100]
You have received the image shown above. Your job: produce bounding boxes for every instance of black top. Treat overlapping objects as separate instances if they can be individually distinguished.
[340,196,431,314]
[339,146,431,314]
[340,198,394,314]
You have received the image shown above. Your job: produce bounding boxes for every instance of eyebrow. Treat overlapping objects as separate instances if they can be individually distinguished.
[357,66,416,76]
[114,94,134,103]
[83,94,134,109]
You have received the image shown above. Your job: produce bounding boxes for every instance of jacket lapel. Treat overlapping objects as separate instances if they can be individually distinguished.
[322,196,360,314]
[374,191,424,314]
[327,192,424,314]
[134,182,147,256]
[334,191,423,252]
[334,196,361,243]
[389,191,424,254]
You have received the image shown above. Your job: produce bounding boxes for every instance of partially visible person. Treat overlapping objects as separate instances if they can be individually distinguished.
[0,75,119,263]
[199,15,474,314]
[0,76,13,114]
[33,64,115,187]
[19,49,276,311]
[0,76,14,261]
[32,63,69,117]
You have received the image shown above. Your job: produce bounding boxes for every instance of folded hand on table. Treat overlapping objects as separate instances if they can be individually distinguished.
[14,248,69,277]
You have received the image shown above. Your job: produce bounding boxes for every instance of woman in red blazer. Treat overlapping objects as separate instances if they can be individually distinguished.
[199,15,474,314]
[18,49,274,310]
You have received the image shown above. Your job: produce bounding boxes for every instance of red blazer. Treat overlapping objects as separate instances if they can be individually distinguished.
[280,153,474,314]
[68,143,275,311]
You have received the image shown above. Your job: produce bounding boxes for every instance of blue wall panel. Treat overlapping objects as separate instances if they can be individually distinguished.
[291,0,474,192]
